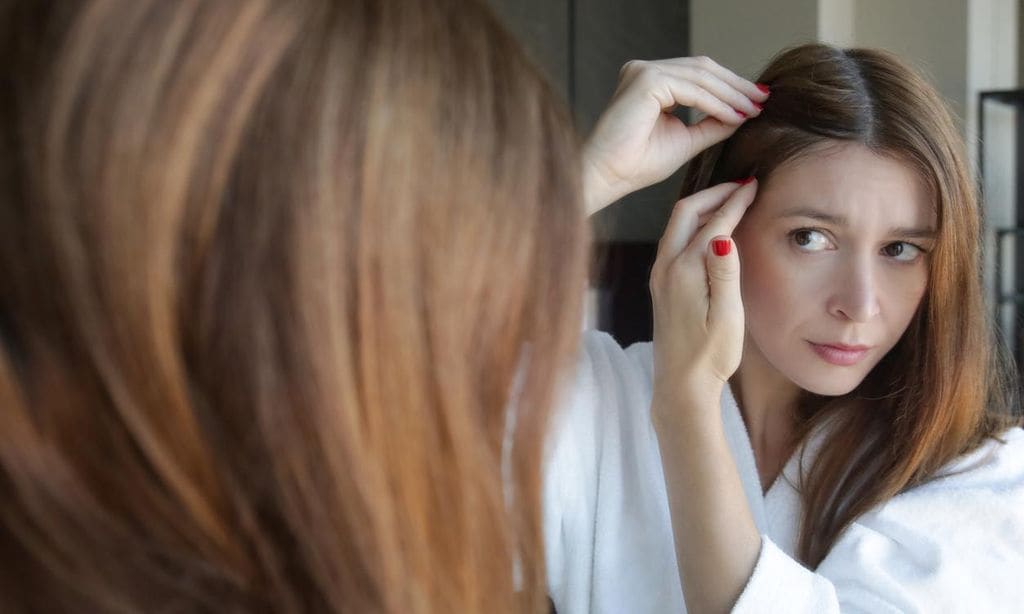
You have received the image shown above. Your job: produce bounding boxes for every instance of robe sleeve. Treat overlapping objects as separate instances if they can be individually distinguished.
[544,330,685,614]
[733,430,1024,613]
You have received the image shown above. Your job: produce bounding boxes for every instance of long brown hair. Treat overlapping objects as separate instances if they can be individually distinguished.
[0,0,586,611]
[681,43,1020,567]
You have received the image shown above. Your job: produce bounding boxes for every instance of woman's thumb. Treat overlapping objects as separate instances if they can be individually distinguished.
[687,116,741,156]
[706,236,743,332]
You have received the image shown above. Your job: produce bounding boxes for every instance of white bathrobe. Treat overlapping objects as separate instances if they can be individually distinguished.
[543,330,1024,613]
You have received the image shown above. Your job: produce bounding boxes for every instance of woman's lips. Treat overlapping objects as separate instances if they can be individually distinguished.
[808,341,871,366]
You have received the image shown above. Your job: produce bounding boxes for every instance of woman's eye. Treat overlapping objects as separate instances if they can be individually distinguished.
[790,228,831,252]
[882,241,923,262]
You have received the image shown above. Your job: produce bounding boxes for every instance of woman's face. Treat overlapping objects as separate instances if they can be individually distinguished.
[733,142,936,396]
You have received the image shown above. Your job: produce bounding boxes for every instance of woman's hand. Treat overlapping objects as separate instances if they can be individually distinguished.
[649,179,757,420]
[649,180,764,614]
[582,57,769,215]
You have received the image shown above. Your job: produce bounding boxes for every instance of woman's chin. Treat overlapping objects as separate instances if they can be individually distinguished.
[791,369,865,397]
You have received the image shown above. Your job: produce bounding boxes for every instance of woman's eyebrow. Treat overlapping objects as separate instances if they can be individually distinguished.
[775,207,936,238]
[775,208,846,225]
[890,227,937,239]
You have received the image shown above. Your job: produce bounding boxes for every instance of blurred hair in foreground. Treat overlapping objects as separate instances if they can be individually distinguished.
[0,0,587,611]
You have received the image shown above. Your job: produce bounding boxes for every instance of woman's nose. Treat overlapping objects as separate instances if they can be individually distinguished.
[826,260,881,323]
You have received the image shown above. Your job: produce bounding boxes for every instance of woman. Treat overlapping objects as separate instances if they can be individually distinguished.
[546,44,1024,612]
[0,0,588,611]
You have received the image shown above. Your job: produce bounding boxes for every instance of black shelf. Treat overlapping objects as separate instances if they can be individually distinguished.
[979,89,1024,398]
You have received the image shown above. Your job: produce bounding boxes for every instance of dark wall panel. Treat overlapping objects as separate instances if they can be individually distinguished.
[573,1,689,132]
[489,0,690,242]
[576,1,689,243]
[488,1,571,103]
[488,0,690,343]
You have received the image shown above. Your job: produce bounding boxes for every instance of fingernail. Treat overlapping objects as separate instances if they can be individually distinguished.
[756,83,771,94]
[735,176,756,185]
[735,109,747,118]
[752,101,763,111]
[713,238,732,257]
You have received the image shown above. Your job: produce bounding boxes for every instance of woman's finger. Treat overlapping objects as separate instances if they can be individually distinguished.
[656,181,745,265]
[664,56,769,103]
[705,235,745,361]
[672,64,762,116]
[696,210,713,230]
[618,61,745,125]
[686,180,758,256]
[668,115,741,161]
[659,76,747,125]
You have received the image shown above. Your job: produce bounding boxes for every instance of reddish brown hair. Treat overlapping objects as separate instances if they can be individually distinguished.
[681,43,1020,567]
[0,0,586,611]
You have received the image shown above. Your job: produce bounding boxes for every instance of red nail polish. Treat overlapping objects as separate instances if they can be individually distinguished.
[713,239,732,257]
[736,176,755,185]
[756,83,771,94]
[736,109,747,118]
[753,101,763,111]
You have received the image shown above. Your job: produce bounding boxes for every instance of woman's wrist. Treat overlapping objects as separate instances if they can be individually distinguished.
[581,150,619,216]
[651,383,725,438]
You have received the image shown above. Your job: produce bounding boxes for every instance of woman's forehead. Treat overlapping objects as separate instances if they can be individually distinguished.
[753,142,936,230]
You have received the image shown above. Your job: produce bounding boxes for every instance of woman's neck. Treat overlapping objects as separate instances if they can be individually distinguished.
[730,340,802,493]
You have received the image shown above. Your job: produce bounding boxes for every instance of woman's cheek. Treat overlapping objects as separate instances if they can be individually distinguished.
[881,265,929,324]
[740,247,805,323]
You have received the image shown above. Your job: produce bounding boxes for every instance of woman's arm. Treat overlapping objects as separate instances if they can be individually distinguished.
[652,391,761,613]
[581,57,768,216]
[646,179,762,612]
